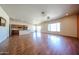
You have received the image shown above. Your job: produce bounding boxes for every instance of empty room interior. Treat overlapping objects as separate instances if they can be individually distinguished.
[0,4,79,55]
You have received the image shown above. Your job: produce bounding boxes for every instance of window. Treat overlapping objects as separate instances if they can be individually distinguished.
[37,26,41,32]
[32,25,41,32]
[48,23,60,32]
[32,25,36,31]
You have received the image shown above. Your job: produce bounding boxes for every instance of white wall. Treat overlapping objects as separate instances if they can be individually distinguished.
[40,15,77,37]
[60,15,77,37]
[0,6,9,43]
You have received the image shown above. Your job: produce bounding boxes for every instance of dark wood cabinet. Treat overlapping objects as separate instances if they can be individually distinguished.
[11,30,19,36]
[11,24,28,36]
[11,24,28,30]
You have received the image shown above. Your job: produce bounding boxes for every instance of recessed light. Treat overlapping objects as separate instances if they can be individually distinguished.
[65,13,69,16]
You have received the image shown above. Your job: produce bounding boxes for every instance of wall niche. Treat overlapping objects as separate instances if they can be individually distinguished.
[0,17,6,26]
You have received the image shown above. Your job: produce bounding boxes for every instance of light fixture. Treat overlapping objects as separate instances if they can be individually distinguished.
[41,9,46,17]
[65,13,69,16]
[47,16,50,19]
[41,9,50,20]
[41,11,45,14]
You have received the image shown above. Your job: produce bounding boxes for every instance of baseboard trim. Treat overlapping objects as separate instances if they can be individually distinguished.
[58,34,78,39]
[41,32,78,39]
[0,52,9,55]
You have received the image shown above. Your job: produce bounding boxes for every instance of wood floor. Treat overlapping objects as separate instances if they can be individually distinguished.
[0,32,79,55]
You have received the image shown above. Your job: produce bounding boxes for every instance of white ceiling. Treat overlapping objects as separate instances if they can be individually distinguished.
[0,4,79,24]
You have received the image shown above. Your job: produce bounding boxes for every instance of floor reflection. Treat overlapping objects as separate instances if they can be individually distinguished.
[0,32,78,54]
[33,32,41,38]
[48,35,63,51]
[32,32,41,43]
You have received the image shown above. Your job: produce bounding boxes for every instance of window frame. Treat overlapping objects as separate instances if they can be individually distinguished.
[48,22,60,32]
